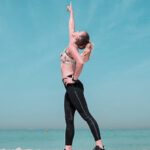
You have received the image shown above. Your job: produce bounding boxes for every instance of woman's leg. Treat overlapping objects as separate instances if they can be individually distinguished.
[64,92,76,150]
[66,81,104,149]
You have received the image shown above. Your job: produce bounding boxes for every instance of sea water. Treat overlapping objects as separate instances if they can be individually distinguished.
[0,129,150,150]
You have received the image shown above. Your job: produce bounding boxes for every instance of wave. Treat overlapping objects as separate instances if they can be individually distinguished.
[0,148,33,150]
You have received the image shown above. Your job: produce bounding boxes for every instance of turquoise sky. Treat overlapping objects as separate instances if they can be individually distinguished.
[0,0,150,129]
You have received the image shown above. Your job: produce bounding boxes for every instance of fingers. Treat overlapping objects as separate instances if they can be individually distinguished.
[66,1,72,12]
[66,5,71,12]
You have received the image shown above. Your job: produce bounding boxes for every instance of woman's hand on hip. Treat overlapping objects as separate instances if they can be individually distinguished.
[64,77,75,85]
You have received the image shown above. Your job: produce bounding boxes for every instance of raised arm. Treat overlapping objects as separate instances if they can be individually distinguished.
[67,2,75,41]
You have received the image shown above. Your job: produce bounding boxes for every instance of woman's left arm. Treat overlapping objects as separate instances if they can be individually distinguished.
[80,43,93,62]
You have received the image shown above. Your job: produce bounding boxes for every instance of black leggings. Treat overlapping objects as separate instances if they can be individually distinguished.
[64,80,101,145]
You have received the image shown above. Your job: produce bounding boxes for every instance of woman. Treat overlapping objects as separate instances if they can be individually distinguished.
[60,3,105,150]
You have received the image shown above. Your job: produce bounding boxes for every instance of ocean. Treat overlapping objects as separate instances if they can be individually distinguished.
[0,129,150,150]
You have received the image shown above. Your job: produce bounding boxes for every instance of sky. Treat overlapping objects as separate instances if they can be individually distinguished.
[0,0,150,129]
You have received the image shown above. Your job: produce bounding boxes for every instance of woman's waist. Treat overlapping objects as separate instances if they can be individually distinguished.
[61,64,75,76]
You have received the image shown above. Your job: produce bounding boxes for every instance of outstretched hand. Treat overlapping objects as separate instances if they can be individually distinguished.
[67,2,72,12]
